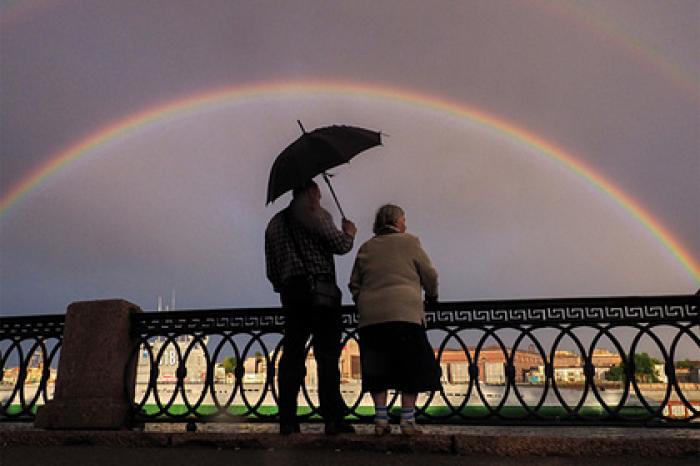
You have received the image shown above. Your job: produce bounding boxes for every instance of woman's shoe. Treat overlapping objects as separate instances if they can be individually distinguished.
[399,420,421,435]
[374,420,390,436]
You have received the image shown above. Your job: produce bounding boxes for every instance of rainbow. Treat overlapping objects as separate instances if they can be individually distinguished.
[543,1,699,100]
[1,79,698,282]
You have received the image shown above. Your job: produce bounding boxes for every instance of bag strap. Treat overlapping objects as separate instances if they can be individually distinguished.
[283,209,312,279]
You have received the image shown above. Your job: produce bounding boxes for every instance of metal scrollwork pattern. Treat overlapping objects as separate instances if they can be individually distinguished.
[1,293,698,426]
[127,294,698,426]
[0,315,64,420]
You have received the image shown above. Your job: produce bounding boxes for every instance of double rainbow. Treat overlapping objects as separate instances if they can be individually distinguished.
[1,80,698,282]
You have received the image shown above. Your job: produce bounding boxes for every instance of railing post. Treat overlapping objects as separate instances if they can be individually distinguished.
[35,299,142,429]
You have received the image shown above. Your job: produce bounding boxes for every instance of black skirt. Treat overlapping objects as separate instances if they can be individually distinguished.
[358,321,442,393]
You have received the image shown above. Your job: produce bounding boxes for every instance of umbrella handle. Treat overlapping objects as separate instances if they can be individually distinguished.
[322,173,346,219]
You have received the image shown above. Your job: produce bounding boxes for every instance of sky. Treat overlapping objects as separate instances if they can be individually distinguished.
[0,0,699,318]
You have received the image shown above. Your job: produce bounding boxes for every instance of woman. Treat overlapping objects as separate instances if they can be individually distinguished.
[349,204,441,435]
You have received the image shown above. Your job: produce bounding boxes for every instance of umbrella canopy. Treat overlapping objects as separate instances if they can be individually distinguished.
[266,123,382,207]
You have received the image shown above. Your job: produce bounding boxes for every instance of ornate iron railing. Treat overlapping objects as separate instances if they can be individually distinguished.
[0,315,64,420]
[2,293,698,426]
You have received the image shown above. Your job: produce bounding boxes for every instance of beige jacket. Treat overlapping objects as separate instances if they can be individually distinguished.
[349,232,438,328]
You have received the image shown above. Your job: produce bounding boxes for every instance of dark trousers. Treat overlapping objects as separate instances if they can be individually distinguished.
[278,281,345,426]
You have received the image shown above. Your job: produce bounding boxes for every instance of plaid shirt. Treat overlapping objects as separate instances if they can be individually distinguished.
[265,206,354,292]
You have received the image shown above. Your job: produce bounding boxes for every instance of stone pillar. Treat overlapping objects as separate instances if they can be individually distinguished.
[35,299,142,429]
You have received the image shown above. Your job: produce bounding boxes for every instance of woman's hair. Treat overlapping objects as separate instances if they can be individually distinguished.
[373,204,404,235]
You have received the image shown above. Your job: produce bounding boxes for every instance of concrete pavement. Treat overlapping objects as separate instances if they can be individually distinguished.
[4,445,700,466]
[1,422,698,465]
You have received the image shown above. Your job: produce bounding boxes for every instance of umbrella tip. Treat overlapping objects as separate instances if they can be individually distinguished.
[297,120,307,134]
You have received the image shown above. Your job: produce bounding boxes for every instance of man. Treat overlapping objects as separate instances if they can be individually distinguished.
[265,179,357,435]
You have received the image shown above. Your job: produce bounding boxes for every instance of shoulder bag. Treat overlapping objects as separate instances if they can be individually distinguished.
[284,210,342,309]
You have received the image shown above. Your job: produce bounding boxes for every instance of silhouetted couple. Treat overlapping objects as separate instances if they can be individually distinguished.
[265,180,440,436]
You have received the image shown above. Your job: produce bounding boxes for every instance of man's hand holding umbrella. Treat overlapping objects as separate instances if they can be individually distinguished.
[342,218,358,238]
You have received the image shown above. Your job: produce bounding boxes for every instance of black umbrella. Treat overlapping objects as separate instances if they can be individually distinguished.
[266,121,382,218]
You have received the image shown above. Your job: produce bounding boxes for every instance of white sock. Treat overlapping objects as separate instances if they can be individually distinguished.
[375,406,388,423]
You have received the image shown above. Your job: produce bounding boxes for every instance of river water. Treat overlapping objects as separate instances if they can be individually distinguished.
[4,382,699,412]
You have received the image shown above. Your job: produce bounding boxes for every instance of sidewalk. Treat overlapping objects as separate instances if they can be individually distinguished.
[2,422,698,460]
[4,444,699,466]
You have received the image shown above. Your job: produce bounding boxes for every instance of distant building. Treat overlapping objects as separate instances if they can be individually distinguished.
[2,367,19,385]
[437,346,542,385]
[340,339,362,382]
[2,349,57,385]
[235,339,362,387]
[675,361,700,383]
[484,362,506,384]
[136,335,209,384]
[213,363,227,383]
[651,363,700,384]
[674,367,698,383]
[553,350,580,368]
[304,338,361,385]
[132,336,628,388]
[654,364,667,383]
[590,348,622,367]
[242,353,266,384]
[554,367,585,384]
